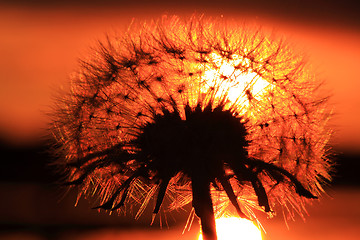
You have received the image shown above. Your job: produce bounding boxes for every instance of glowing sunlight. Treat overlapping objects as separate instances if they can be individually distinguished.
[202,53,270,109]
[198,217,262,240]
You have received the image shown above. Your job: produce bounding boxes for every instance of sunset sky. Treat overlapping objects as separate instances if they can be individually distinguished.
[1,1,360,152]
[0,1,359,240]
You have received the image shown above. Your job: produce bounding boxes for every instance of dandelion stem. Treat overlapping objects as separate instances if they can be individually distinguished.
[192,177,217,240]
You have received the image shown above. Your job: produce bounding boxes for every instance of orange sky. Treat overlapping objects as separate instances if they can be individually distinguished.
[0,3,359,151]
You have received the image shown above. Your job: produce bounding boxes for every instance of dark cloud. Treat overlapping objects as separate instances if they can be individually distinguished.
[1,0,360,28]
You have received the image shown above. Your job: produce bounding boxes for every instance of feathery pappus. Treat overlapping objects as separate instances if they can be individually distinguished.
[51,15,333,240]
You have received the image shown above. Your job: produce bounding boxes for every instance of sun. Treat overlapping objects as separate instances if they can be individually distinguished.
[201,52,270,110]
[198,217,262,240]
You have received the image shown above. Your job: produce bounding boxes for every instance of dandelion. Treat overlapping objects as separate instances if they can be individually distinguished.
[51,16,332,240]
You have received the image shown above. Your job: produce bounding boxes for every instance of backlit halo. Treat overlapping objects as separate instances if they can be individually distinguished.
[51,15,332,240]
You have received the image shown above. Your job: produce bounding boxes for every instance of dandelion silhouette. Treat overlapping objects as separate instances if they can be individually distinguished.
[51,16,332,240]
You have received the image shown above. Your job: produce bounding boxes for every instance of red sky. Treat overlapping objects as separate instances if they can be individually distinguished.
[0,1,359,151]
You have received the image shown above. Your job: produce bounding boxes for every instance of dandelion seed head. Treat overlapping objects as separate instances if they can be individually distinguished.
[51,15,332,240]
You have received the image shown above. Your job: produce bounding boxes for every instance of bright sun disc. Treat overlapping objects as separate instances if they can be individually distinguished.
[202,53,270,112]
[198,217,262,240]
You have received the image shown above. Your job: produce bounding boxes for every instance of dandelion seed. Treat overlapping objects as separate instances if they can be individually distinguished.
[51,15,333,240]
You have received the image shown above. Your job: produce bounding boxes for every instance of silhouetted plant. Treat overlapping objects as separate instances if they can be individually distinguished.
[51,16,332,240]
